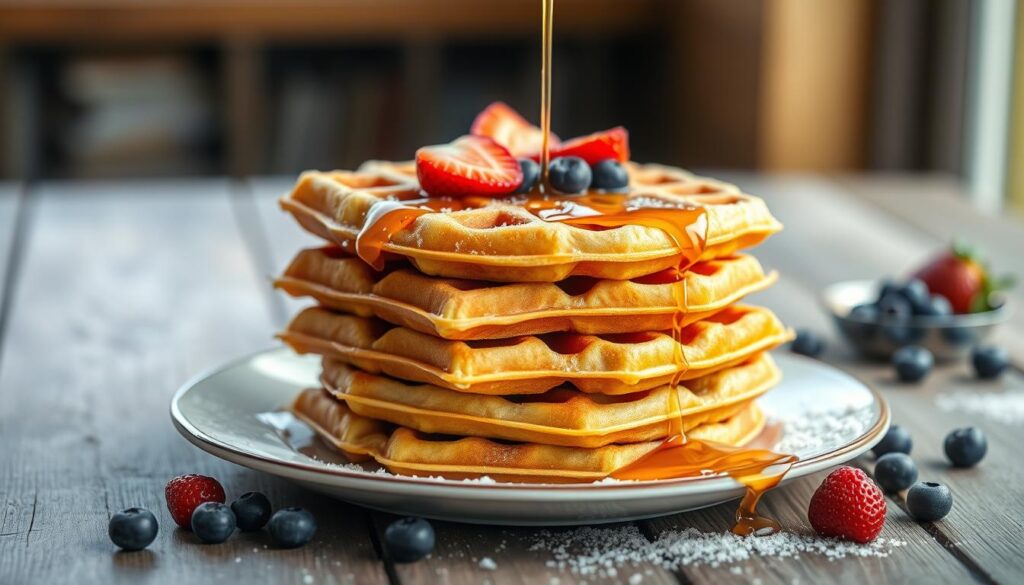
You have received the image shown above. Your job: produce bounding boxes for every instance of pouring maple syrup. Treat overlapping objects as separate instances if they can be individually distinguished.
[353,0,796,536]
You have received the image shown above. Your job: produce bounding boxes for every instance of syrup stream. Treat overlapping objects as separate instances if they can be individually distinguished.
[352,0,795,537]
[539,0,554,191]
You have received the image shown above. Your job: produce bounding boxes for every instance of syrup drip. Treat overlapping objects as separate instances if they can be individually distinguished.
[354,0,795,537]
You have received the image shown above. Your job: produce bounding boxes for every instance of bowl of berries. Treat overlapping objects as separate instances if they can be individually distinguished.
[822,242,1013,361]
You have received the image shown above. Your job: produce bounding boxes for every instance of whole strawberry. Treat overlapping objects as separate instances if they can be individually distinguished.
[912,242,1012,314]
[165,474,226,529]
[808,466,886,543]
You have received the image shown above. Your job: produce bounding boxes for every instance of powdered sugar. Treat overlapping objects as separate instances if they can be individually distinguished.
[936,388,1024,425]
[773,405,875,456]
[529,525,904,576]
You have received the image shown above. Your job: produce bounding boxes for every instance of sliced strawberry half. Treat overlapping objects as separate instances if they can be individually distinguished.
[416,135,523,198]
[470,101,559,157]
[534,126,630,165]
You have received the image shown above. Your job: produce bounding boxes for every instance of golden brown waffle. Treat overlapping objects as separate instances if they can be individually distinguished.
[276,247,777,340]
[280,304,793,395]
[320,354,779,448]
[291,387,765,483]
[279,161,783,282]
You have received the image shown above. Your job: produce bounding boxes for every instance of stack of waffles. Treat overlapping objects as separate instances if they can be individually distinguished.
[276,161,792,482]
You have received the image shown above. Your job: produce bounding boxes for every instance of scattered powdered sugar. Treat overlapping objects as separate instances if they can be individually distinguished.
[529,525,904,576]
[936,388,1024,425]
[479,557,498,570]
[773,405,875,456]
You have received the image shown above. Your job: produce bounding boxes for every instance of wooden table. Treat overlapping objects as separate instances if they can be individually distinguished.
[0,173,1022,584]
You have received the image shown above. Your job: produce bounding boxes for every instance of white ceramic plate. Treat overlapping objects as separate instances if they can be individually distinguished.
[171,349,888,526]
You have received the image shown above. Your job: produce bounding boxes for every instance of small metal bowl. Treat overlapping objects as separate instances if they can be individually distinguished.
[821,279,1011,361]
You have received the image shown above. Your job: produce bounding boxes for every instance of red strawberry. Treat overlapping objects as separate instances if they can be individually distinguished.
[537,127,630,165]
[470,101,559,157]
[416,135,523,198]
[912,242,1010,314]
[165,474,226,529]
[808,466,886,543]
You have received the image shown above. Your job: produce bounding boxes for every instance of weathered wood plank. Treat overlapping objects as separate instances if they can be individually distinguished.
[0,182,22,319]
[0,180,388,584]
[735,174,1024,583]
[246,177,324,327]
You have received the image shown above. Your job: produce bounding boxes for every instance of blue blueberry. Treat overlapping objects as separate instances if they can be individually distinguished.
[231,491,272,531]
[878,292,911,322]
[917,295,952,317]
[901,279,931,314]
[590,159,629,192]
[548,156,592,194]
[268,507,316,549]
[514,158,540,195]
[849,303,879,321]
[191,502,236,544]
[942,325,976,347]
[892,345,933,382]
[790,329,825,358]
[873,425,913,457]
[906,482,953,522]
[874,453,918,493]
[972,345,1009,379]
[876,279,899,303]
[883,323,922,345]
[943,427,987,467]
[108,507,159,551]
[384,517,435,563]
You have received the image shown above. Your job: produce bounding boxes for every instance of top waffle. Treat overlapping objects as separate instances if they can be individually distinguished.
[280,161,783,282]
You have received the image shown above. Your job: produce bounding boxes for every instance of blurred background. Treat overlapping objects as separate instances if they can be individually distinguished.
[0,0,1021,214]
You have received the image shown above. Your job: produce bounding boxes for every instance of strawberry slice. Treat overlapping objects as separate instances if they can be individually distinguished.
[416,135,523,198]
[536,126,630,165]
[470,101,558,157]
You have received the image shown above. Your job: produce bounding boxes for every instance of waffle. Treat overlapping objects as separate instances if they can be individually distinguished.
[320,353,779,448]
[279,304,793,395]
[275,247,778,339]
[279,161,783,282]
[291,386,765,483]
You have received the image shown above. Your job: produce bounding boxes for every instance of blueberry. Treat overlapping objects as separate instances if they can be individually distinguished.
[883,323,922,345]
[514,158,540,195]
[942,325,976,347]
[268,507,316,549]
[191,502,236,544]
[917,295,952,317]
[892,345,933,382]
[876,279,899,303]
[901,279,931,314]
[849,303,879,322]
[384,517,435,563]
[878,292,911,322]
[108,507,159,551]
[790,329,825,358]
[874,453,918,492]
[231,491,272,531]
[944,427,987,467]
[590,159,629,192]
[906,482,953,522]
[548,156,592,194]
[972,345,1009,379]
[873,424,913,457]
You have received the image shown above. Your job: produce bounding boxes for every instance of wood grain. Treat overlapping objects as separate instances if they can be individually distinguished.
[0,181,388,584]
[732,172,1024,583]
[0,182,21,316]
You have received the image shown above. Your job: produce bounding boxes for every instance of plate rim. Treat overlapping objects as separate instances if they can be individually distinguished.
[171,348,889,494]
